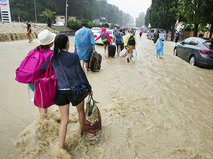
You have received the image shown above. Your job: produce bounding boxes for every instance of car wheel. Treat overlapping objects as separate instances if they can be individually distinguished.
[189,56,196,66]
[174,48,177,56]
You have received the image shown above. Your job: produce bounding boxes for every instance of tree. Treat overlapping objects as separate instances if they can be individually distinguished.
[9,0,133,26]
[136,12,145,27]
[40,9,56,27]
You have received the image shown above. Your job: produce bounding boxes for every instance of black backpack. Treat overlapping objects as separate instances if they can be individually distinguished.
[128,35,135,45]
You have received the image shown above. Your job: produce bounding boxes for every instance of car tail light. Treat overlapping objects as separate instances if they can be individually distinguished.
[200,49,212,54]
[94,35,97,38]
[164,33,166,37]
[110,36,113,39]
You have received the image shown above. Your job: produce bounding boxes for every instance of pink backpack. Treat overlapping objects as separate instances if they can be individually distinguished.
[15,46,53,84]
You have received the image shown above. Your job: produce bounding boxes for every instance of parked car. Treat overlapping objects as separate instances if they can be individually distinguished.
[173,37,213,68]
[52,22,64,26]
[146,28,166,40]
[91,27,101,34]
[93,29,114,45]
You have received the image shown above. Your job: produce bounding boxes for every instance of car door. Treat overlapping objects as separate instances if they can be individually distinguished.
[185,39,200,61]
[179,38,192,59]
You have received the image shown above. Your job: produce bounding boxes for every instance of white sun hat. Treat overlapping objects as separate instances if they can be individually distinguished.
[38,30,56,45]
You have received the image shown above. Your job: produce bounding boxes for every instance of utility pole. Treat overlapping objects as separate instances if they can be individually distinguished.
[65,0,68,26]
[34,0,37,23]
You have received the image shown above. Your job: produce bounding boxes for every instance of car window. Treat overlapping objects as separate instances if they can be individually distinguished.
[91,27,100,31]
[183,38,192,44]
[203,41,213,49]
[151,30,154,33]
[107,30,113,34]
[190,39,200,45]
[159,30,165,33]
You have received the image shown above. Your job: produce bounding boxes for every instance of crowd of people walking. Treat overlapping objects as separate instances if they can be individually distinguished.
[16,22,167,149]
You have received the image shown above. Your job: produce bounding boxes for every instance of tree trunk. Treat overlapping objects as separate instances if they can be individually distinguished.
[209,23,213,38]
[47,18,51,27]
[194,23,198,37]
[171,23,175,41]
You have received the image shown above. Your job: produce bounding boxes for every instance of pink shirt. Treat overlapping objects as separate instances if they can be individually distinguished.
[95,31,112,43]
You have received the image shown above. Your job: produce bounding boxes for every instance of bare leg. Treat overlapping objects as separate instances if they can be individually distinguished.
[104,44,107,57]
[106,45,109,57]
[38,108,47,119]
[86,62,89,71]
[127,51,130,63]
[76,100,85,133]
[80,60,85,70]
[117,45,121,56]
[129,48,133,61]
[58,104,70,148]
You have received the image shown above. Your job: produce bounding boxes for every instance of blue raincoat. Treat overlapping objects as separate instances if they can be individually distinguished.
[156,38,164,56]
[75,28,95,61]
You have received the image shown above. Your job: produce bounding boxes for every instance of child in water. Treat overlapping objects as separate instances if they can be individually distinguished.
[155,37,164,58]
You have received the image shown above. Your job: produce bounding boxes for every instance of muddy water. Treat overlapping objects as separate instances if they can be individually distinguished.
[0,34,213,159]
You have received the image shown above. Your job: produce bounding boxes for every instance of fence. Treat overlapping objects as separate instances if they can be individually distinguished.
[180,31,213,39]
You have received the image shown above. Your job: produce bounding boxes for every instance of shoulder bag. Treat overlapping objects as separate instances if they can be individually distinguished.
[34,55,57,109]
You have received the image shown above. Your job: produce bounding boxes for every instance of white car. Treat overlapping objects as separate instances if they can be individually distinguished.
[91,27,101,34]
[94,29,114,44]
[146,28,166,41]
[52,22,64,26]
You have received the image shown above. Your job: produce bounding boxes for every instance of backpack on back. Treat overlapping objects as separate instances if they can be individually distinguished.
[101,31,108,43]
[128,35,135,45]
[15,47,52,84]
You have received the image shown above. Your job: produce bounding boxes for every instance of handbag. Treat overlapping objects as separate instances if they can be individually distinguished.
[34,55,57,109]
[85,96,102,144]
[58,59,88,101]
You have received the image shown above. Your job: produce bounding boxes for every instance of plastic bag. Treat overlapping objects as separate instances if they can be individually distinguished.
[27,85,34,101]
[132,49,137,62]
[119,49,127,57]
[132,49,137,58]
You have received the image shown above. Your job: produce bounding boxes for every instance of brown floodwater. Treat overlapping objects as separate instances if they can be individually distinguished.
[0,33,213,159]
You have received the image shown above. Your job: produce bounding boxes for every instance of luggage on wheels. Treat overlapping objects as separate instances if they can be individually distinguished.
[88,51,102,72]
[108,44,116,57]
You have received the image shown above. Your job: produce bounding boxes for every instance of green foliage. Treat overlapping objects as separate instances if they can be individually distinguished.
[145,0,213,38]
[136,12,145,27]
[40,9,56,18]
[67,20,82,30]
[183,24,194,31]
[198,24,208,32]
[9,0,134,26]
[67,19,115,31]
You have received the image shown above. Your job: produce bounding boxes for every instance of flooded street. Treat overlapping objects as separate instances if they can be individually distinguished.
[0,33,213,159]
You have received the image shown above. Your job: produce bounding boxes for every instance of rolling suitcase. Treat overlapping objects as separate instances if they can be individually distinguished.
[108,44,116,57]
[88,51,102,72]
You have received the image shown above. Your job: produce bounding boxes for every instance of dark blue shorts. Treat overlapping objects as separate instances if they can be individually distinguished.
[116,40,122,46]
[103,42,110,46]
[55,89,87,106]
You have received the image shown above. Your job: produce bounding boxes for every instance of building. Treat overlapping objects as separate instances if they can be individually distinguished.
[55,15,76,24]
[0,0,11,23]
[55,15,65,24]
